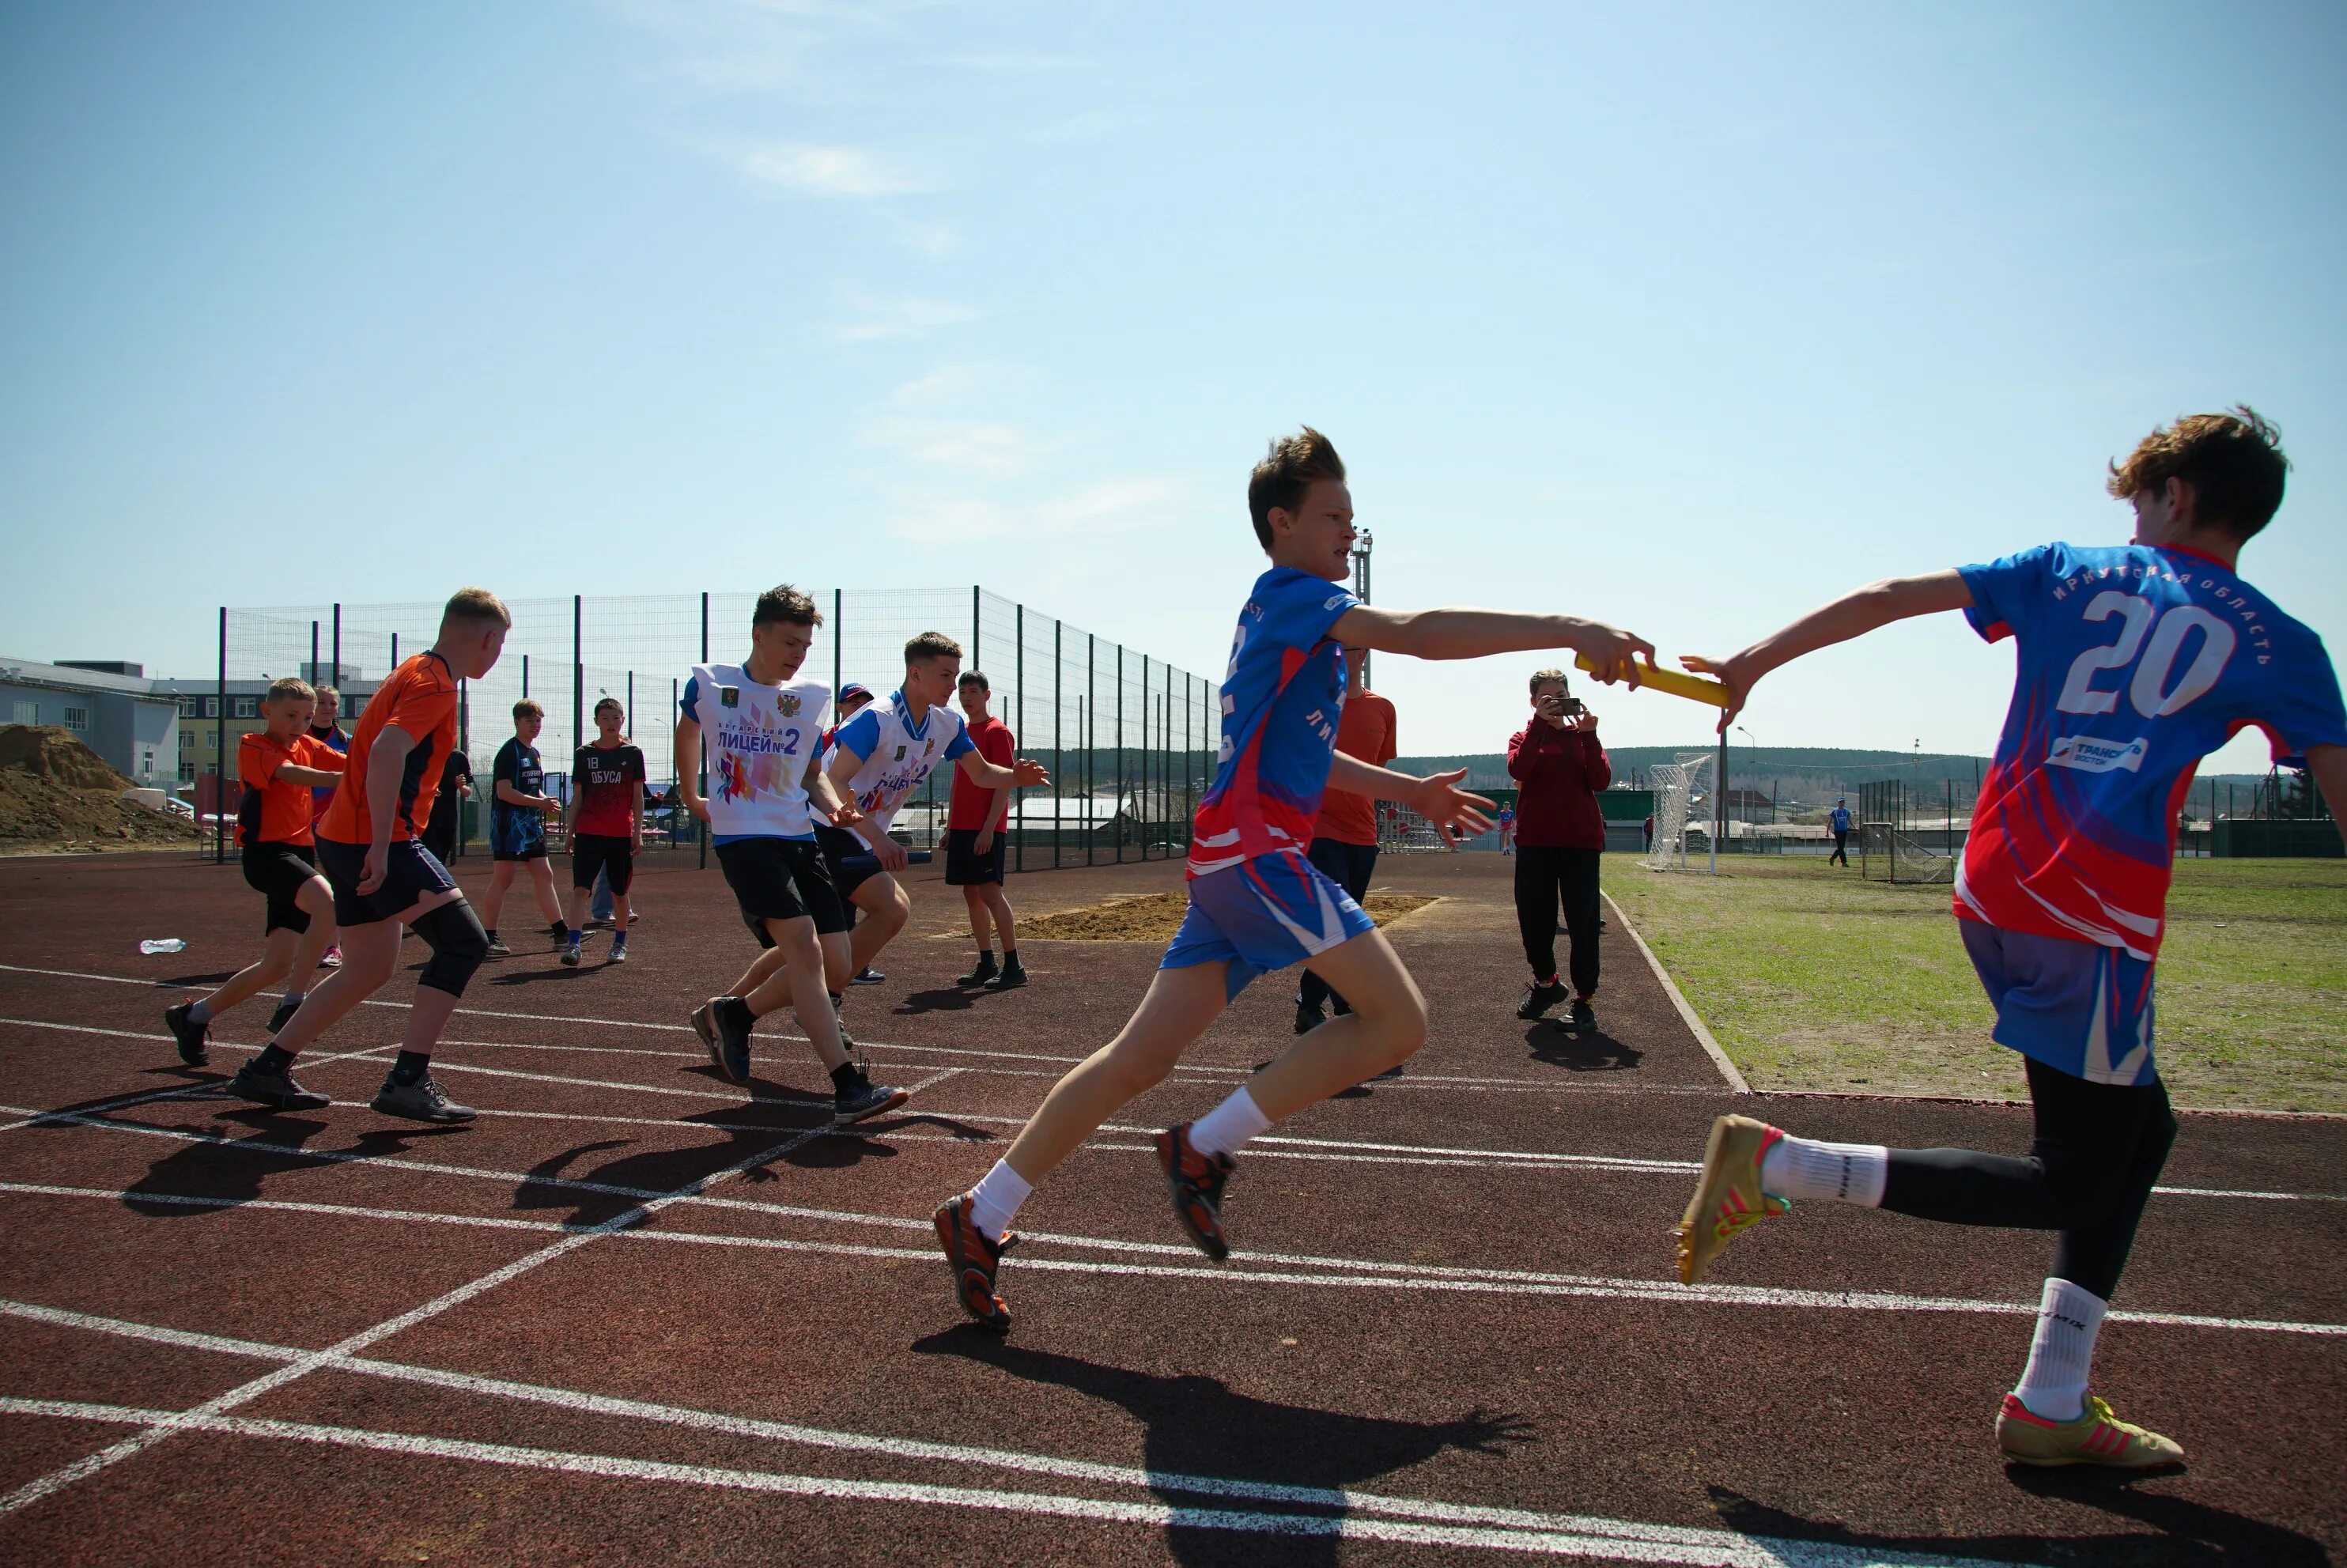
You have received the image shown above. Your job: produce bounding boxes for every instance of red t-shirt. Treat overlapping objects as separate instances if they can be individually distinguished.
[947,716,1015,832]
[1312,690,1396,848]
[239,731,342,848]
[572,742,646,837]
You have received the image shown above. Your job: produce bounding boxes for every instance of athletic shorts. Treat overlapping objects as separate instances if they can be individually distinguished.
[1161,849,1377,1002]
[489,807,547,862]
[314,836,459,929]
[715,837,848,944]
[571,833,635,895]
[1960,919,2157,1088]
[943,827,1005,887]
[815,823,889,902]
[241,842,319,935]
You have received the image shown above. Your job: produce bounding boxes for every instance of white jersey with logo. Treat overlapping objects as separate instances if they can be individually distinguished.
[831,686,976,833]
[681,662,830,840]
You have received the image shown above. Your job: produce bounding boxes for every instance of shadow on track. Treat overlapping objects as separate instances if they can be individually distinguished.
[915,1332,1530,1566]
[893,986,981,1017]
[1712,1481,2327,1567]
[100,1105,468,1217]
[1524,1022,1642,1074]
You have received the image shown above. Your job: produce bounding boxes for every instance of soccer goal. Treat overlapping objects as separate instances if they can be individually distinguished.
[1858,823,1956,884]
[1644,752,1715,871]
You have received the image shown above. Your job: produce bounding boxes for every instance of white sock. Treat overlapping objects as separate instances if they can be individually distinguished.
[966,1158,1033,1242]
[2013,1277,2104,1422]
[186,1000,212,1025]
[1758,1133,1888,1207]
[1188,1085,1272,1160]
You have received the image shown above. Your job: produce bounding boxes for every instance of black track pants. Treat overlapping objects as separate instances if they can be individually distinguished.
[1513,845,1601,997]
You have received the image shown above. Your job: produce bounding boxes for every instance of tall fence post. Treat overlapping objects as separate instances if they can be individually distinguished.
[1014,601,1024,875]
[1087,634,1096,867]
[390,633,399,670]
[521,655,529,701]
[1053,618,1063,870]
[972,584,981,671]
[572,595,584,776]
[309,620,319,686]
[699,591,709,871]
[1114,644,1125,863]
[215,606,227,864]
[457,678,470,856]
[833,588,842,697]
[331,603,341,689]
[1139,654,1151,859]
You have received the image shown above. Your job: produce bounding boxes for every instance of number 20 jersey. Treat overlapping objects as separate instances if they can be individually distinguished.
[1956,541,2345,960]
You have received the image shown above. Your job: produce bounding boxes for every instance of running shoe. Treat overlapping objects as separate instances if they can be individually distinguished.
[266,996,302,1036]
[984,961,1028,992]
[1673,1114,1789,1285]
[1293,1000,1325,1036]
[560,939,582,968]
[225,1062,330,1112]
[319,945,343,970]
[1516,980,1567,1021]
[835,1077,909,1124]
[1568,996,1597,1033]
[956,953,1000,987]
[485,935,512,958]
[370,1075,478,1124]
[162,1003,210,1067]
[933,1193,1015,1332]
[695,998,750,1083]
[608,939,628,964]
[1155,1122,1237,1260]
[1996,1393,2184,1470]
[852,966,886,985]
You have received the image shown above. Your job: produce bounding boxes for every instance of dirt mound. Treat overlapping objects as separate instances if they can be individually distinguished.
[0,725,204,853]
[1023,890,1439,943]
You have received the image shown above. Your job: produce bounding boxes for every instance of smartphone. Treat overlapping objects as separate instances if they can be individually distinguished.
[1562,697,1586,717]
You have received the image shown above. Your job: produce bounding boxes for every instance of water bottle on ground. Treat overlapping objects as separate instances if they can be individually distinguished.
[138,939,187,956]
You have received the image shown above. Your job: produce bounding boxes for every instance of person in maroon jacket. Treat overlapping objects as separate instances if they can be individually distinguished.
[1507,667,1610,1027]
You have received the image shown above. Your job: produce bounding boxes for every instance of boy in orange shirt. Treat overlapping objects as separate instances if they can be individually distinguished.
[1293,647,1394,1036]
[226,589,512,1122]
[164,677,346,1064]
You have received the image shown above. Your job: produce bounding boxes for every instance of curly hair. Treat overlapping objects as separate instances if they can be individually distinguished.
[2107,406,2288,541]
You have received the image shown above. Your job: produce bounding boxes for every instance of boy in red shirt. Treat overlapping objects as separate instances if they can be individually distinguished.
[1294,648,1394,1034]
[948,671,1024,990]
[163,677,346,1064]
[561,697,646,966]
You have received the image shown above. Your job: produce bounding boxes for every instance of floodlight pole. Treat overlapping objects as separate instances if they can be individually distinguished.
[1712,730,1725,875]
[1350,531,1374,687]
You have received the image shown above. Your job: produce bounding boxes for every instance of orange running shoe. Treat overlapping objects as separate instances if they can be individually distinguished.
[1997,1393,2184,1469]
[1156,1123,1237,1260]
[1673,1113,1790,1284]
[934,1194,1015,1332]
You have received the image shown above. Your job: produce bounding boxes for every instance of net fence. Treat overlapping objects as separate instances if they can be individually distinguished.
[207,588,1219,873]
[1642,753,1713,870]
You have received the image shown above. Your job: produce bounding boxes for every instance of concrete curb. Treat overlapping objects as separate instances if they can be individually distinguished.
[1602,890,1751,1095]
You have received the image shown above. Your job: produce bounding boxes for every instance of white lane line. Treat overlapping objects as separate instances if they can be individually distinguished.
[6,1163,2341,1339]
[1602,891,1750,1095]
[0,1396,2018,1566]
[0,1078,848,1519]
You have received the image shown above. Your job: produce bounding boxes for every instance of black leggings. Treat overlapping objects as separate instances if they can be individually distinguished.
[1514,846,1601,997]
[1298,837,1379,1014]
[1881,1056,2177,1300]
[1829,829,1849,867]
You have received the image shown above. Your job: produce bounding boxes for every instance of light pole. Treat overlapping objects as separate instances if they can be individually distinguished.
[1350,530,1374,686]
[1736,725,1758,832]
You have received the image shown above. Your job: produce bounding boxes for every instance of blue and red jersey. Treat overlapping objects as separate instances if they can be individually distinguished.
[1188,567,1360,877]
[1955,541,2345,961]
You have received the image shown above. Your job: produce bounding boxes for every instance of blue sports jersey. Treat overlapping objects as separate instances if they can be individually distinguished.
[1829,806,1851,833]
[1956,542,2345,962]
[832,689,976,833]
[1188,567,1361,876]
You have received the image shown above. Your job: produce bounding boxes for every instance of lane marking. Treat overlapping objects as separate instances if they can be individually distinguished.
[1603,891,1750,1095]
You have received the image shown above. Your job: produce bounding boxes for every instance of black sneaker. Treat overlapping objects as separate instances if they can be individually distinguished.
[1568,996,1597,1033]
[266,996,302,1036]
[559,939,582,968]
[1293,1000,1325,1036]
[835,1077,909,1124]
[163,1003,210,1067]
[225,1062,329,1112]
[694,998,750,1083]
[1155,1122,1236,1260]
[371,1075,477,1124]
[983,960,1027,992]
[956,953,1000,987]
[1517,980,1568,1021]
[485,935,512,958]
[851,966,886,986]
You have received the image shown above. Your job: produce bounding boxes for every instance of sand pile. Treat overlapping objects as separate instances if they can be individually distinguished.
[1022,890,1438,943]
[0,726,206,852]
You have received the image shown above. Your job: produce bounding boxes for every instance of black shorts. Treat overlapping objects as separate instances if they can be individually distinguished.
[943,828,1006,887]
[815,823,890,902]
[715,837,848,944]
[572,833,635,895]
[314,836,460,928]
[241,842,320,935]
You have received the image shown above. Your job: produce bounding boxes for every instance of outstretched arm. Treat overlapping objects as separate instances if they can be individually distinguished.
[1327,754,1494,838]
[1331,605,1653,686]
[1684,570,1974,728]
[954,750,1051,791]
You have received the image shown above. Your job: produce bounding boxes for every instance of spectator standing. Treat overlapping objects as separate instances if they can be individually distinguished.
[822,684,886,984]
[1497,803,1517,855]
[948,671,1026,990]
[421,747,473,866]
[1294,648,1396,1035]
[1508,667,1610,1028]
[1829,796,1853,867]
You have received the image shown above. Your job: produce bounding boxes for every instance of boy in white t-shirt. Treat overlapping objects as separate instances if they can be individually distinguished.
[675,585,908,1124]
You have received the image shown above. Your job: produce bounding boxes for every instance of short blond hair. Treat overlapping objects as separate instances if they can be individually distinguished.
[443,586,512,630]
[264,677,316,707]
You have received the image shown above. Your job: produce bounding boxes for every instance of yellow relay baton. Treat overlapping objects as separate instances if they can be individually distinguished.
[1574,654,1730,708]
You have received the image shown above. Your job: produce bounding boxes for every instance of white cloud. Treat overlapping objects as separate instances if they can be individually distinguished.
[738,142,927,196]
[834,293,977,342]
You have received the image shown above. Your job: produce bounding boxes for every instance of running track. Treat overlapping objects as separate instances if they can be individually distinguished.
[0,849,2339,1566]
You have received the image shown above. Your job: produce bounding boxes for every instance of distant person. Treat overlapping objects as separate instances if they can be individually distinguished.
[1496,803,1516,855]
[1673,407,2347,1469]
[420,746,472,867]
[1642,813,1654,853]
[478,699,570,958]
[822,683,886,985]
[307,684,351,968]
[164,677,346,1064]
[1507,669,1610,1030]
[1829,796,1852,867]
[561,697,645,967]
[1294,648,1395,1036]
[948,671,1028,990]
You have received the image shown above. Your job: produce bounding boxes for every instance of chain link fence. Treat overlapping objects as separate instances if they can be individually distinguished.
[203,588,1219,874]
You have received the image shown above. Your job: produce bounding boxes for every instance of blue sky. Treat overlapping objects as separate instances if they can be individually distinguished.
[3,1,2341,764]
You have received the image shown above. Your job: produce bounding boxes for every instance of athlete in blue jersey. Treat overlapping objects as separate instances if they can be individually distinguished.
[1672,408,2347,1469]
[931,426,1657,1332]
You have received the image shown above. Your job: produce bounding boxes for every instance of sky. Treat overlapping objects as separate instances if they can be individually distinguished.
[3,0,2341,766]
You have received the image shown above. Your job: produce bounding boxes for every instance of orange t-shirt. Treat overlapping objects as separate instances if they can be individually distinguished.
[1313,690,1396,847]
[319,652,461,845]
[238,732,342,848]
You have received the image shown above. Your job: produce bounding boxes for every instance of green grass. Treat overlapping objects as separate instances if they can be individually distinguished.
[1607,857,2347,1113]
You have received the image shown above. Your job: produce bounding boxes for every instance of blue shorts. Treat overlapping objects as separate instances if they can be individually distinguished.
[1960,920,2156,1087]
[489,807,547,862]
[1161,851,1378,1001]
